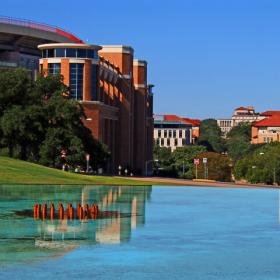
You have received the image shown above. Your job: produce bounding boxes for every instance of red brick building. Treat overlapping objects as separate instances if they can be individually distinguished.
[38,43,154,175]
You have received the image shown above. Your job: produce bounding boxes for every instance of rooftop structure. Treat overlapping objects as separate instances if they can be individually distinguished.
[154,115,200,151]
[217,106,260,137]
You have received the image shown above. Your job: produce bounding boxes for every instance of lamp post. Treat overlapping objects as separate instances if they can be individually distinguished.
[118,165,122,176]
[146,159,158,177]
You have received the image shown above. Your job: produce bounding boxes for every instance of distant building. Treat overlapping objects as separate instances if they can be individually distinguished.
[154,115,200,151]
[217,106,260,137]
[252,111,280,144]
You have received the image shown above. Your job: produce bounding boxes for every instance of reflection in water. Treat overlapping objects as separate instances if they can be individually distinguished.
[0,185,152,265]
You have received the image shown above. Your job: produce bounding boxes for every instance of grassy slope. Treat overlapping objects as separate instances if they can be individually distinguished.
[0,156,152,185]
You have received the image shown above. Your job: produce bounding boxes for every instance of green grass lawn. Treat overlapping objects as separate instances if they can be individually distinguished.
[0,156,153,185]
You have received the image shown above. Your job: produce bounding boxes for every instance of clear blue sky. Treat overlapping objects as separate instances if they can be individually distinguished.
[1,0,280,119]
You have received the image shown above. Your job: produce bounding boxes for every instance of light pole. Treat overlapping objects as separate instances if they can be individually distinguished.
[146,159,158,177]
[118,165,122,176]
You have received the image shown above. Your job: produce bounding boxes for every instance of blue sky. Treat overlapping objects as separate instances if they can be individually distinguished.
[1,0,280,119]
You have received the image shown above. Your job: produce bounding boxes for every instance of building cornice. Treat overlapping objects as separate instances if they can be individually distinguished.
[100,45,134,55]
[133,59,147,67]
[38,43,102,50]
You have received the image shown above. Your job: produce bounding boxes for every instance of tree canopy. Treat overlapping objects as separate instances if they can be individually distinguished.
[197,119,226,153]
[226,123,254,162]
[0,68,108,170]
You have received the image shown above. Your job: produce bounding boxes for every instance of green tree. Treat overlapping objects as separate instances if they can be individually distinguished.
[196,151,232,181]
[234,142,280,184]
[197,119,225,153]
[172,145,206,178]
[226,123,253,162]
[0,71,109,170]
[0,69,32,115]
[153,144,176,177]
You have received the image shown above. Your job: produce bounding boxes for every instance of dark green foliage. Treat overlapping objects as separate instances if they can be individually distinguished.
[172,145,206,178]
[153,144,206,178]
[226,123,253,162]
[153,145,176,177]
[234,142,280,184]
[197,119,226,153]
[196,151,232,182]
[0,69,108,170]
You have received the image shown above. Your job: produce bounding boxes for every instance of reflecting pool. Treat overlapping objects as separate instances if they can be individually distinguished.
[1,185,280,279]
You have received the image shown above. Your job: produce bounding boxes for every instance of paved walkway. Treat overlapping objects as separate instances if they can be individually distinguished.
[116,176,278,189]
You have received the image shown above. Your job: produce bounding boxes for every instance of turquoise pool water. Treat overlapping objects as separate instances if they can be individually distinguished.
[0,185,280,279]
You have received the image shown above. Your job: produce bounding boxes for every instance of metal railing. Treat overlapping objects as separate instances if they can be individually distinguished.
[0,16,83,43]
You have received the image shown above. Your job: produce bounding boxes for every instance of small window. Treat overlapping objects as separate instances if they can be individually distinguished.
[164,130,167,138]
[158,130,161,138]
[77,49,87,58]
[161,138,164,146]
[66,48,77,57]
[167,139,170,146]
[174,139,178,146]
[47,49,55,58]
[55,48,65,57]
[42,49,47,58]
[168,130,172,138]
[179,130,182,138]
[156,139,160,146]
[173,130,176,138]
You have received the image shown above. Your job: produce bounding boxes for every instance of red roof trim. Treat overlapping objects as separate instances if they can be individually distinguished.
[163,115,201,126]
[254,116,280,127]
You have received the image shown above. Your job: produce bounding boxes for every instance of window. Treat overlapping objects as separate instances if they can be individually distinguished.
[66,48,77,57]
[47,49,55,58]
[174,139,178,146]
[77,49,87,58]
[168,130,172,138]
[179,130,182,138]
[164,130,167,138]
[167,139,170,146]
[48,63,61,75]
[87,49,97,59]
[55,48,65,57]
[173,130,176,138]
[70,63,84,100]
[161,138,164,146]
[158,130,161,138]
[42,49,47,58]
[156,139,160,146]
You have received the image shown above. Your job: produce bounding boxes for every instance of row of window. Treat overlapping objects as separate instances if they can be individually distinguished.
[69,63,84,100]
[156,138,188,146]
[46,63,98,101]
[42,48,98,59]
[157,129,186,138]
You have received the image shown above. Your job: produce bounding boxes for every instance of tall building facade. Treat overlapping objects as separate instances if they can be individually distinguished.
[38,43,154,175]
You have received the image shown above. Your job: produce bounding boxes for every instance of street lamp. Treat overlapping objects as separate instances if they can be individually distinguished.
[118,165,122,176]
[146,159,158,177]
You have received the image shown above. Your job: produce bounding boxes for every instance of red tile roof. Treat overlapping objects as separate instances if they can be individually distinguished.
[260,111,280,117]
[254,116,280,127]
[163,115,201,126]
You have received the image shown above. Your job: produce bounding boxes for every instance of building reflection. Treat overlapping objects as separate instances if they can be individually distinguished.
[32,186,152,248]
